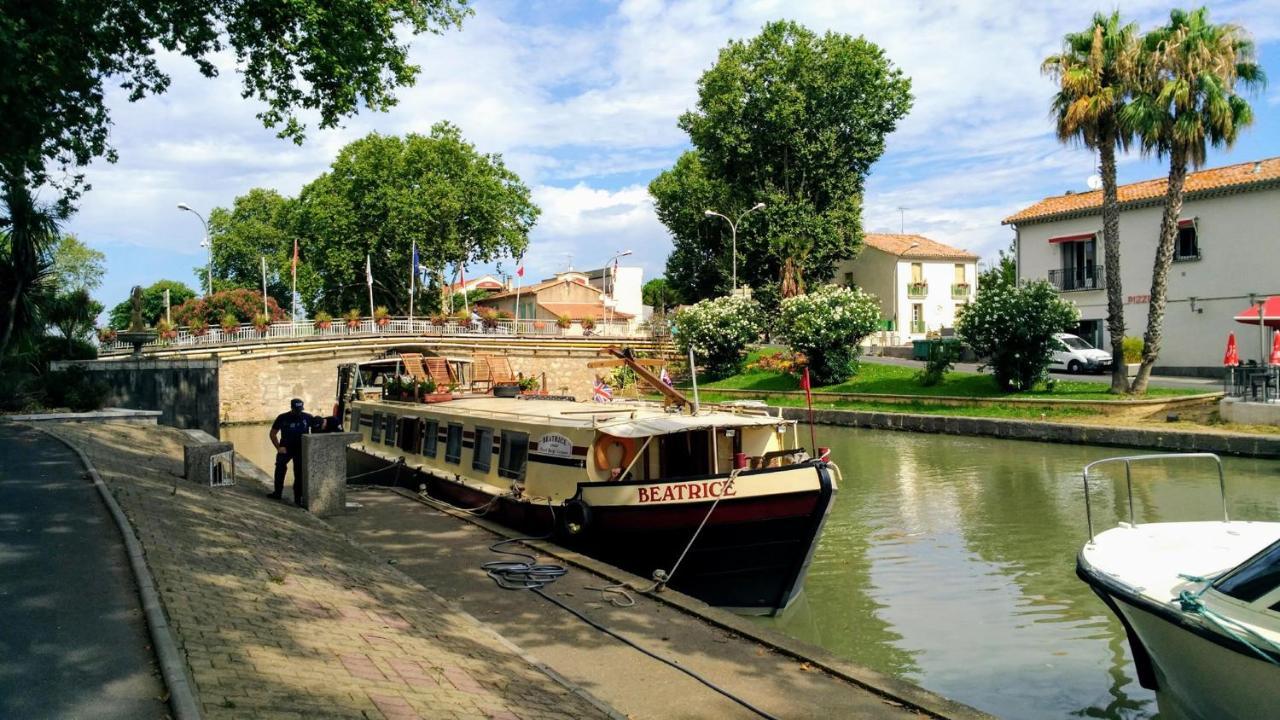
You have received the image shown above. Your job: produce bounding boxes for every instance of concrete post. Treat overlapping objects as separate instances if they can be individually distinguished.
[298,432,360,517]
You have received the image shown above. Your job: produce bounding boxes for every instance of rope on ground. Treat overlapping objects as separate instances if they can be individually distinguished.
[477,490,779,720]
[1177,573,1280,666]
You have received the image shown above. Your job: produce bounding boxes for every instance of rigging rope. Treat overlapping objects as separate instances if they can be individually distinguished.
[1176,573,1280,667]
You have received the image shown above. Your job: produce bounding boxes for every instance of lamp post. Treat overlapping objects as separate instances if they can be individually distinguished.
[178,203,211,297]
[704,202,765,293]
[602,249,633,326]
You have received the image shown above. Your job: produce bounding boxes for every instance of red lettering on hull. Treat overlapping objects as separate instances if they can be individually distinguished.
[636,480,738,504]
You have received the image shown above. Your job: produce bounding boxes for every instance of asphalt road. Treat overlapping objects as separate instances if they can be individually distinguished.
[0,423,166,719]
[865,355,1220,390]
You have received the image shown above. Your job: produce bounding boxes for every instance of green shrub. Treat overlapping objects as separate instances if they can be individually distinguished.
[43,365,109,412]
[672,295,763,379]
[957,278,1079,391]
[1122,336,1144,364]
[0,369,44,412]
[778,285,881,385]
[916,341,958,387]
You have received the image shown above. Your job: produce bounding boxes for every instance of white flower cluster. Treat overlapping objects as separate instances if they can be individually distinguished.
[779,284,881,352]
[672,295,763,376]
[956,279,1079,389]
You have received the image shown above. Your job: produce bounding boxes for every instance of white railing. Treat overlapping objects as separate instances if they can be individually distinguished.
[99,316,660,355]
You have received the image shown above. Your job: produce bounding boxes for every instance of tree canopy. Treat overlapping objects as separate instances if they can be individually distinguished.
[203,188,302,309]
[658,20,912,300]
[0,0,471,211]
[50,234,107,293]
[291,124,539,315]
[108,279,196,330]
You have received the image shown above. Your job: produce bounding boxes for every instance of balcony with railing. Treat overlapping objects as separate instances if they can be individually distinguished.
[951,283,971,299]
[1048,265,1105,292]
[907,281,929,299]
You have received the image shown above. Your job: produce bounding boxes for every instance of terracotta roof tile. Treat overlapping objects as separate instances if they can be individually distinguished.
[1004,156,1280,225]
[863,233,978,260]
[479,277,564,301]
[536,301,633,319]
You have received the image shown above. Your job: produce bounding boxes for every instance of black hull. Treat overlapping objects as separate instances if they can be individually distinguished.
[347,448,836,614]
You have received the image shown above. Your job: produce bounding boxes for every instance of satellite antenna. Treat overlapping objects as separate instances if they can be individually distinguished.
[1086,174,1103,191]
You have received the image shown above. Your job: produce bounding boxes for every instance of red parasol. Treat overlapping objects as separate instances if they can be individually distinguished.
[1270,334,1280,366]
[1232,296,1280,327]
[1224,333,1240,366]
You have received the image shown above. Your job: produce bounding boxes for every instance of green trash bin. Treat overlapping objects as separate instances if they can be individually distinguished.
[912,339,932,361]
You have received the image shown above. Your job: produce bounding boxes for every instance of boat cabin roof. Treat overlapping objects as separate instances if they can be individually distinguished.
[362,396,789,436]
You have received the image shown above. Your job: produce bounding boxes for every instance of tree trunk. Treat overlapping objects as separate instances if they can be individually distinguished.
[0,276,22,357]
[1099,141,1129,394]
[780,257,802,298]
[1131,147,1188,394]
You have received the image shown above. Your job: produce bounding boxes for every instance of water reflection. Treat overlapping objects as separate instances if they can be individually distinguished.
[759,427,1280,720]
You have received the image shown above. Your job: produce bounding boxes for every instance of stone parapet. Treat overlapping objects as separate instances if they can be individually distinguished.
[299,432,360,517]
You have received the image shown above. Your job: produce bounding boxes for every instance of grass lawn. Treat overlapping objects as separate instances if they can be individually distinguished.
[690,391,1100,420]
[694,348,1202,401]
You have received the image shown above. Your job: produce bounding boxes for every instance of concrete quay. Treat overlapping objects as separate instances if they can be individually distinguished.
[37,421,610,720]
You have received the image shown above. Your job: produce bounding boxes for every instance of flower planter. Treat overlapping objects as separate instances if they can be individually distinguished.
[1125,363,1141,380]
[420,393,453,404]
[315,321,332,331]
[493,384,521,398]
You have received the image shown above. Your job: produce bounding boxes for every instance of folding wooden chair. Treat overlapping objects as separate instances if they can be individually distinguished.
[471,354,494,391]
[399,353,429,382]
[421,356,455,389]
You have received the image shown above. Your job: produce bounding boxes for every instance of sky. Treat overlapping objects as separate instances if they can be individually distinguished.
[63,0,1280,313]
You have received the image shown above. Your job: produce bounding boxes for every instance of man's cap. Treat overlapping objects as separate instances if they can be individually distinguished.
[290,398,304,410]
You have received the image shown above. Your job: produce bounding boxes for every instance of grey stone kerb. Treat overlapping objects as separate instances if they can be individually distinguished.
[299,433,360,517]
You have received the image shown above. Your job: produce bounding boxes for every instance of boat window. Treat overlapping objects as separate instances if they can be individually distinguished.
[1214,539,1280,603]
[383,414,398,446]
[397,417,420,452]
[370,413,383,442]
[499,431,529,481]
[473,427,494,472]
[350,409,361,435]
[658,431,712,479]
[421,419,439,458]
[445,423,463,464]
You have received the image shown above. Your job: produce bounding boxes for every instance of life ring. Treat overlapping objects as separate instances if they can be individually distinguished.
[593,434,638,474]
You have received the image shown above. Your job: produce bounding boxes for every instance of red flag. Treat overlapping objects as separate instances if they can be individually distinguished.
[291,238,299,273]
[516,264,524,278]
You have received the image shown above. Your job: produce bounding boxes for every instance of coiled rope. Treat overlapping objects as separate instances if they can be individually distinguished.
[1176,573,1280,667]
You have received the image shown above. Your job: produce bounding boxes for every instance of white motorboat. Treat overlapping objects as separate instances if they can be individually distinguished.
[1075,453,1280,720]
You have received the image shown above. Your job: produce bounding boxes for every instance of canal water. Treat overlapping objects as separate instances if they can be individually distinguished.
[223,422,1280,719]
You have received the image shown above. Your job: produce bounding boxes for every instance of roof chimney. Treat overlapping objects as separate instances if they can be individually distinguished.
[1253,161,1262,174]
[1064,190,1074,195]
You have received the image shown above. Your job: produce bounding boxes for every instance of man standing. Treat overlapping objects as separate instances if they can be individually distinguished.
[269,398,313,504]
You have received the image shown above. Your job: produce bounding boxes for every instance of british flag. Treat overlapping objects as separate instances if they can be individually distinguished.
[659,367,672,386]
[592,377,613,402]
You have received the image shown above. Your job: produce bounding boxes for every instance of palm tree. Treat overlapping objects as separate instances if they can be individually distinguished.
[1043,12,1140,394]
[0,180,61,356]
[1124,8,1264,393]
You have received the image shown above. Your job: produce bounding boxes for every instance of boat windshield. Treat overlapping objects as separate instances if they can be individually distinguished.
[1213,538,1280,603]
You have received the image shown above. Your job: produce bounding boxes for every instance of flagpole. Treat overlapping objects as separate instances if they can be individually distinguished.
[366,254,375,319]
[408,240,416,325]
[291,239,298,322]
[261,256,268,318]
[460,263,469,316]
[514,256,523,332]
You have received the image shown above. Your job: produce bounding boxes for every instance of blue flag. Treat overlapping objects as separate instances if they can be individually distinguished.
[411,241,419,291]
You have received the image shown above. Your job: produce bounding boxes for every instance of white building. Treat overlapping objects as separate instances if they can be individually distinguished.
[583,265,644,326]
[833,233,979,340]
[1005,156,1280,375]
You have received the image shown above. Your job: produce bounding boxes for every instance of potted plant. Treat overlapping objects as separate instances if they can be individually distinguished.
[189,318,209,337]
[518,375,541,395]
[532,320,547,331]
[555,314,572,330]
[452,308,471,329]
[1122,336,1144,379]
[580,317,596,331]
[418,378,451,403]
[313,310,333,330]
[382,375,399,400]
[344,308,362,330]
[252,313,271,334]
[220,313,240,335]
[429,313,448,328]
[374,305,391,328]
[478,308,500,329]
[98,327,118,344]
[155,319,178,340]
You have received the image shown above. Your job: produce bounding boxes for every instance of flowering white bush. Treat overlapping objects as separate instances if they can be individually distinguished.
[672,295,763,378]
[779,284,882,385]
[957,278,1079,391]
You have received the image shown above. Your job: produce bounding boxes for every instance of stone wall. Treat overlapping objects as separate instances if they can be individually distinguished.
[219,345,613,424]
[51,358,220,435]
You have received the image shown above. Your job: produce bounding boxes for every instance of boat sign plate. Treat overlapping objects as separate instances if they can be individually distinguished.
[536,433,574,458]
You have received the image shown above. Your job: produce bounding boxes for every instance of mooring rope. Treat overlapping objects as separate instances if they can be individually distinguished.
[1176,573,1280,667]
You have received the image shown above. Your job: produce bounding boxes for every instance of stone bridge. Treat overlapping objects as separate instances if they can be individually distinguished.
[85,334,676,426]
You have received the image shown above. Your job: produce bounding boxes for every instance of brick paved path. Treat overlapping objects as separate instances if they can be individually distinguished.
[46,423,608,720]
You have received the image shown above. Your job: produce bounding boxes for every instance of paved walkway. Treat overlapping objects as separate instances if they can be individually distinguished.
[865,356,1218,389]
[0,423,166,719]
[43,422,609,720]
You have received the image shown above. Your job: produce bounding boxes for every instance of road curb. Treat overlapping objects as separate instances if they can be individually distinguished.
[31,426,203,720]
[378,482,993,720]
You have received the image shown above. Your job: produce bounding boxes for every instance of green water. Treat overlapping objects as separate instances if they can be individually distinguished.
[763,426,1280,719]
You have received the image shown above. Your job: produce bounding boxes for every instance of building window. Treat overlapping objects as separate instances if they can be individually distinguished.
[910,262,923,283]
[954,264,965,283]
[1175,221,1200,261]
[473,427,494,472]
[910,303,925,334]
[421,419,439,458]
[350,409,361,436]
[498,431,529,481]
[445,423,463,464]
[1052,238,1102,291]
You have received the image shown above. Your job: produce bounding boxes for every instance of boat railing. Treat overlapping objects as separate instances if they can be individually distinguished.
[1082,453,1227,543]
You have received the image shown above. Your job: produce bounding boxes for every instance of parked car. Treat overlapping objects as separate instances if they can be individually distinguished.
[1050,333,1113,374]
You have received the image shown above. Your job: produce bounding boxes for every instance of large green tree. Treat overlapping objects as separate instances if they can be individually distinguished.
[650,152,736,301]
[50,233,107,293]
[666,20,912,298]
[203,188,304,311]
[108,279,197,330]
[293,124,539,315]
[1043,12,1139,394]
[0,184,59,355]
[1123,8,1263,393]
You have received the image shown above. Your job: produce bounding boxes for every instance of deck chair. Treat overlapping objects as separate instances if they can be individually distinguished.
[486,355,516,385]
[471,354,495,391]
[399,353,429,382]
[421,356,455,389]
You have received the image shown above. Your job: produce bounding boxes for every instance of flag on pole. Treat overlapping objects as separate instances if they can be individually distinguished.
[659,367,672,386]
[366,254,375,318]
[592,377,613,402]
[514,256,525,324]
[261,256,269,318]
[409,240,418,322]
[801,367,817,455]
[291,239,299,320]
[516,262,524,278]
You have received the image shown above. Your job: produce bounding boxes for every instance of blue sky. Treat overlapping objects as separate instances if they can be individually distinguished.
[64,0,1280,313]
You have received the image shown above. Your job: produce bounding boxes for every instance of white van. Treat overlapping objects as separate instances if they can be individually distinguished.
[1050,333,1113,374]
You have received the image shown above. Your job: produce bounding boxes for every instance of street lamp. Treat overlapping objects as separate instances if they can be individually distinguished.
[178,203,211,296]
[704,202,765,292]
[602,250,633,324]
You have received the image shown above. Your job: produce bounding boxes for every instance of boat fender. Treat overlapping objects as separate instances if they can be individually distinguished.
[593,434,638,474]
[561,498,592,536]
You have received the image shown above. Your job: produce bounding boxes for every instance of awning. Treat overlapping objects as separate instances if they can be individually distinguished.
[1233,296,1280,328]
[1048,232,1097,244]
[595,412,785,439]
